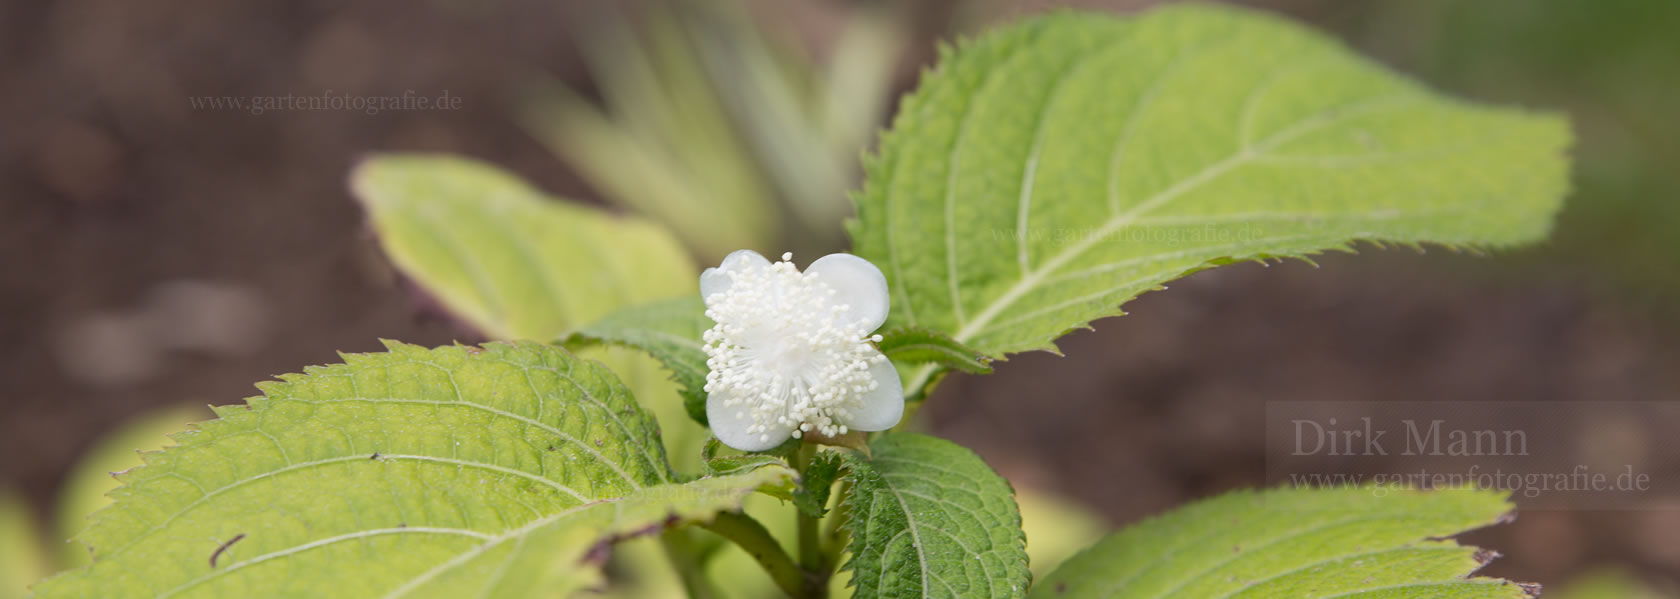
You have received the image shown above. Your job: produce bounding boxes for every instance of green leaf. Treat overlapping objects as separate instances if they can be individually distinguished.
[876,327,993,374]
[1032,486,1531,598]
[34,342,793,598]
[0,487,50,599]
[850,4,1572,392]
[55,404,209,568]
[1014,487,1105,581]
[563,296,711,426]
[1548,568,1674,599]
[792,451,843,519]
[353,153,695,341]
[841,434,1029,599]
[353,154,710,471]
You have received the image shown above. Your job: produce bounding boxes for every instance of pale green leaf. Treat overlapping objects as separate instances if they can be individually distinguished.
[34,342,792,599]
[352,153,695,341]
[352,154,707,469]
[841,434,1029,599]
[0,487,49,599]
[592,347,712,477]
[1548,568,1675,599]
[1014,487,1105,581]
[55,404,209,568]
[563,296,711,426]
[850,5,1572,393]
[1032,486,1531,598]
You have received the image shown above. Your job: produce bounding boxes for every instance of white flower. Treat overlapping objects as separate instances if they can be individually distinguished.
[700,250,903,451]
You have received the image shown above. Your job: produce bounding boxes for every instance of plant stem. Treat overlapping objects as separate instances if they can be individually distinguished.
[793,443,829,597]
[700,511,807,598]
[798,506,822,571]
[661,530,718,599]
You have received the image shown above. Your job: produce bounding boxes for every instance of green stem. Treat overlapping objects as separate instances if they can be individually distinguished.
[660,530,718,599]
[793,444,829,597]
[798,506,822,571]
[700,511,807,598]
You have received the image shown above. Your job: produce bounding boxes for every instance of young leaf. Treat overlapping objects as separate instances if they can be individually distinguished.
[841,434,1029,599]
[792,451,843,519]
[1031,486,1531,598]
[33,342,792,598]
[850,4,1572,392]
[353,153,695,340]
[876,327,993,374]
[693,439,797,510]
[563,296,711,426]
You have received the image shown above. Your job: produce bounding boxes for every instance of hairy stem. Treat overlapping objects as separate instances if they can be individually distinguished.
[794,443,830,597]
[699,512,807,599]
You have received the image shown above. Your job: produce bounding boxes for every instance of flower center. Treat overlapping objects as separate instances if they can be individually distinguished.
[702,253,886,443]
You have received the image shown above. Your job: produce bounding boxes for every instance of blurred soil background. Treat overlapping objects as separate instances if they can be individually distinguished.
[2,0,1677,592]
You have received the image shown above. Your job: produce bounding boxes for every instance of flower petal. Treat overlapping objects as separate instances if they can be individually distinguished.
[707,389,796,452]
[841,354,904,432]
[805,253,890,332]
[700,249,770,306]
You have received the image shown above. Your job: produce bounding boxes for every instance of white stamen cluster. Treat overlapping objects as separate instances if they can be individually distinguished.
[702,253,887,444]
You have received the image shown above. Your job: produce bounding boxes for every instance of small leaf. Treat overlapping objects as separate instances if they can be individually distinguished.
[353,153,695,340]
[563,296,711,426]
[792,451,843,519]
[699,440,794,504]
[876,327,993,374]
[850,5,1572,393]
[1032,486,1531,598]
[841,434,1029,599]
[34,342,792,599]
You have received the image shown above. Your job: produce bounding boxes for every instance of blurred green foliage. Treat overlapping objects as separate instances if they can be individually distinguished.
[53,404,209,569]
[0,489,49,599]
[1548,567,1678,599]
[521,0,904,260]
[1353,1,1680,307]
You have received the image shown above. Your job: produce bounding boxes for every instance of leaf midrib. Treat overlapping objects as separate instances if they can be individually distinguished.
[902,91,1420,394]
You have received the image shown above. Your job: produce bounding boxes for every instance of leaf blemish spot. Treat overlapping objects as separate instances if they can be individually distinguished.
[209,533,246,568]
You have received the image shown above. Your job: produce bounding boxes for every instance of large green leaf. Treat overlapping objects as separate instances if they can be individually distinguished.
[34,342,793,598]
[841,434,1029,599]
[849,5,1572,393]
[1032,486,1531,598]
[563,296,711,426]
[352,154,708,469]
[352,153,695,341]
